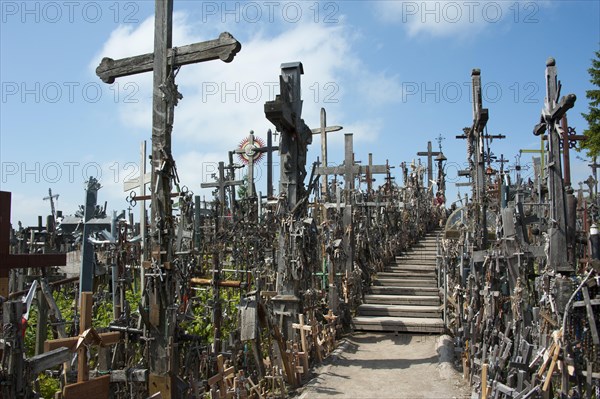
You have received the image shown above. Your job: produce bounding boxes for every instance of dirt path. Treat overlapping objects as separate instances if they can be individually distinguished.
[295,333,470,399]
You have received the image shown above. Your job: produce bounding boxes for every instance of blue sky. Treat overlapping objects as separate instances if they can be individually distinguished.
[1,0,599,225]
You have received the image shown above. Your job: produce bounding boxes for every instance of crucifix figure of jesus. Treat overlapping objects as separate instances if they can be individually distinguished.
[96,1,241,396]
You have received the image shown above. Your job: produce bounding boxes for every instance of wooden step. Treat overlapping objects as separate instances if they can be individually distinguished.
[358,303,442,318]
[374,278,436,287]
[382,270,436,277]
[364,294,440,306]
[393,256,436,265]
[377,272,436,279]
[396,255,437,260]
[370,286,439,296]
[353,316,445,333]
[392,260,437,266]
[387,264,437,271]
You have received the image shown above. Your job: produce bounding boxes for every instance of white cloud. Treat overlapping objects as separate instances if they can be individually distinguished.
[375,0,534,38]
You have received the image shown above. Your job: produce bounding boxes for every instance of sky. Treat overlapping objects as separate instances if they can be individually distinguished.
[1,0,599,226]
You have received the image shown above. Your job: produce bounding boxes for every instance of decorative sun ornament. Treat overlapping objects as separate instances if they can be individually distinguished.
[237,132,266,165]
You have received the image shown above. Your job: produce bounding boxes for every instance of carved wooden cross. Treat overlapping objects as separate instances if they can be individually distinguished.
[0,191,66,298]
[311,108,342,197]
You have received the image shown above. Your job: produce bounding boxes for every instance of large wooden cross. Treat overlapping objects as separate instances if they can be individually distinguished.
[311,108,342,197]
[96,1,241,395]
[96,3,240,264]
[417,141,441,188]
[534,57,576,273]
[0,191,66,298]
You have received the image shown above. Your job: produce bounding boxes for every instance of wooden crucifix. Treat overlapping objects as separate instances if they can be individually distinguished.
[417,141,441,188]
[310,108,343,198]
[0,191,66,298]
[96,1,241,395]
[534,57,576,273]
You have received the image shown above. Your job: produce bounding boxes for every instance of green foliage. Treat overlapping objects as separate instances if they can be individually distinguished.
[37,373,60,399]
[581,49,600,157]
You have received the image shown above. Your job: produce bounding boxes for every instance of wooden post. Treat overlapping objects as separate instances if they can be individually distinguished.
[480,363,488,399]
[78,292,93,382]
[35,289,48,355]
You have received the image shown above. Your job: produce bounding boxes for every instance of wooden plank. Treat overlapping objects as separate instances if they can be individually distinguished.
[481,363,488,399]
[96,32,241,83]
[78,292,93,382]
[542,344,561,392]
[27,347,71,375]
[149,373,172,398]
[63,375,110,399]
[44,332,120,352]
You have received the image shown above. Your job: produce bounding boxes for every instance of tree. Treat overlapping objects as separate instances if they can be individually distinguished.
[581,49,600,157]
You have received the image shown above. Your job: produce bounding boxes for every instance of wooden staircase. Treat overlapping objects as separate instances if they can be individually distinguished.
[353,229,445,333]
